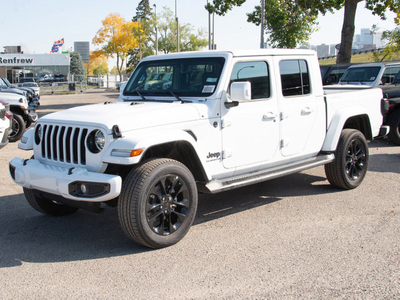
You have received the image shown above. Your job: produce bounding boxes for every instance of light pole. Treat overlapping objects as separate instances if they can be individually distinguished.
[153,4,158,55]
[260,0,265,48]
[175,0,180,52]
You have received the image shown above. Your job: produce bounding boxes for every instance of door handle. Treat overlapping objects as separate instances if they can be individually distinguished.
[301,107,313,115]
[263,112,277,120]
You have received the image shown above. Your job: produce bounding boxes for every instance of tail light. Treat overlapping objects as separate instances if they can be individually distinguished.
[5,110,13,120]
[381,97,389,114]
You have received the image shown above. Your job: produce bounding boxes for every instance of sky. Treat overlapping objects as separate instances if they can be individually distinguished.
[0,0,397,62]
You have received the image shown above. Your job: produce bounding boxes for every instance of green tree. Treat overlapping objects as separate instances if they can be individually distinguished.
[206,0,400,63]
[246,1,319,48]
[70,52,85,79]
[127,0,155,72]
[371,25,400,61]
[93,61,109,75]
[157,7,208,54]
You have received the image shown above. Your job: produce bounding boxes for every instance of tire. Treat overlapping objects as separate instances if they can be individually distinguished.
[118,158,198,249]
[387,109,400,145]
[25,118,32,129]
[325,129,369,190]
[9,114,26,142]
[23,188,79,216]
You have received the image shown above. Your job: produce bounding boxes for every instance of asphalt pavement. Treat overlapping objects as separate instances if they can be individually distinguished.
[0,89,399,299]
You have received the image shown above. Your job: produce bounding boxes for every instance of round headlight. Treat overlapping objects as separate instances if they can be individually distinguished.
[34,124,42,144]
[87,129,105,153]
[94,130,105,151]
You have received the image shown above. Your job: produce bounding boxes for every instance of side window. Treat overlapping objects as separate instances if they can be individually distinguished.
[230,61,270,99]
[279,60,311,96]
[383,66,400,84]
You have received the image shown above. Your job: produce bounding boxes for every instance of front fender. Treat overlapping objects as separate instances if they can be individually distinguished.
[322,106,370,152]
[102,129,199,165]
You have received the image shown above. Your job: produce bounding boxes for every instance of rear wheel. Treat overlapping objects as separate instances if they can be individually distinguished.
[387,109,400,145]
[325,129,369,190]
[118,158,198,248]
[23,188,79,216]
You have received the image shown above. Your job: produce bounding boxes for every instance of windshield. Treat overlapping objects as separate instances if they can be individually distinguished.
[123,57,225,98]
[340,66,381,83]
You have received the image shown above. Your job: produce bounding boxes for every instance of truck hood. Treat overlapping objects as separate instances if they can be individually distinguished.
[40,101,203,133]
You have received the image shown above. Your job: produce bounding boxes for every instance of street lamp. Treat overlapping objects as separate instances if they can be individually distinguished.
[260,0,265,48]
[175,0,179,52]
[153,4,158,55]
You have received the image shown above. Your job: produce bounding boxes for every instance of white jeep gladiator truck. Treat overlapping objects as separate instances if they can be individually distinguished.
[9,49,388,248]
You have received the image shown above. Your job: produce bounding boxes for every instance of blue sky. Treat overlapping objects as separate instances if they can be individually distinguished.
[0,0,397,55]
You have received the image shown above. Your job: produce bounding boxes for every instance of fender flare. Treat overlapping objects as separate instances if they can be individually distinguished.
[322,106,371,152]
[102,129,201,165]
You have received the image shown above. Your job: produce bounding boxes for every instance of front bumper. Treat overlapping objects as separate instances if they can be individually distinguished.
[9,158,122,202]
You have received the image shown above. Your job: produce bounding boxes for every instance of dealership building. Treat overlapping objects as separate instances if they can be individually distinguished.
[0,53,70,83]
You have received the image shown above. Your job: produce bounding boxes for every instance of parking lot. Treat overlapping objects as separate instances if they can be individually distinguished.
[1,89,399,299]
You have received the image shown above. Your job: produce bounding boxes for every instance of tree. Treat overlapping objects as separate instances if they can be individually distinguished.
[157,7,208,54]
[206,0,399,63]
[127,0,155,72]
[93,13,139,79]
[85,53,109,75]
[70,52,85,79]
[371,25,400,61]
[246,1,319,48]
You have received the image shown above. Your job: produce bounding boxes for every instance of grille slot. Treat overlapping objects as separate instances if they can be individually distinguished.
[41,124,87,165]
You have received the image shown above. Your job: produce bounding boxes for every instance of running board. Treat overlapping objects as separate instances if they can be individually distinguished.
[199,154,335,194]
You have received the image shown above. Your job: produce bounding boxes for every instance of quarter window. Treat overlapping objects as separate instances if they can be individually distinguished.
[279,60,310,96]
[230,61,270,99]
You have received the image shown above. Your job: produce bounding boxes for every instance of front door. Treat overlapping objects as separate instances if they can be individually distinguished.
[221,60,280,169]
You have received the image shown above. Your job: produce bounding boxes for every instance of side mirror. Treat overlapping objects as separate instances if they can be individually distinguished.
[230,81,251,101]
[225,81,251,108]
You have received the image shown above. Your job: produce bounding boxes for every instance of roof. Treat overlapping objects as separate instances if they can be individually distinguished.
[142,49,317,62]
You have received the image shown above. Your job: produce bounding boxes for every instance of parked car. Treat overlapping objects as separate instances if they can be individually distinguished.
[0,91,37,142]
[19,82,40,98]
[339,62,400,144]
[320,64,352,85]
[0,100,13,149]
[19,78,35,83]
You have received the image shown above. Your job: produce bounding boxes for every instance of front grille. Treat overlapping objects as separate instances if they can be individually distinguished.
[40,124,88,165]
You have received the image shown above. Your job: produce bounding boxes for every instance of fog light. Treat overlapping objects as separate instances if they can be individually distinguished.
[79,184,87,195]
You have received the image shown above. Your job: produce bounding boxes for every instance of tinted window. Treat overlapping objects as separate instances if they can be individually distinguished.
[341,66,380,83]
[280,60,310,96]
[230,61,270,99]
[124,57,225,97]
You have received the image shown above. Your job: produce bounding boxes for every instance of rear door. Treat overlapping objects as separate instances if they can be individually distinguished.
[277,58,325,157]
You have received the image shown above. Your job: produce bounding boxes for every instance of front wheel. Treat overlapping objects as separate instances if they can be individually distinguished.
[325,129,369,190]
[118,159,198,248]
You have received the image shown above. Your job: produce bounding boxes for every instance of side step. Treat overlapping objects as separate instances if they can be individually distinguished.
[200,154,335,194]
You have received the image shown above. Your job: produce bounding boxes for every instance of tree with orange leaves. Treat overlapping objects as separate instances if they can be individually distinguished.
[92,13,139,79]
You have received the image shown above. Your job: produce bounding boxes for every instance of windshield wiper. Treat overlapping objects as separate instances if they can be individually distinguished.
[124,90,147,100]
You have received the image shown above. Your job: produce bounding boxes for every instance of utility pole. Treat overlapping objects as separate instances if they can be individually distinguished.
[153,4,158,55]
[260,0,265,48]
[175,0,180,52]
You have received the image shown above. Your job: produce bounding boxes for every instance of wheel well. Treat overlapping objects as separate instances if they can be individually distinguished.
[140,141,208,183]
[343,114,372,140]
[10,106,26,116]
[105,141,208,183]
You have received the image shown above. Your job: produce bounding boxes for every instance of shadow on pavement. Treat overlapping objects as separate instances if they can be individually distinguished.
[0,171,336,268]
